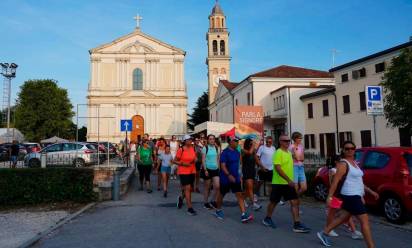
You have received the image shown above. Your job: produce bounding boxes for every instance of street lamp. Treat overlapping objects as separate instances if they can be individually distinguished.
[0,62,18,142]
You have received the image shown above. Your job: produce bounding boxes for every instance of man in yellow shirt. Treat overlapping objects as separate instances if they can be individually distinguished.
[262,134,310,233]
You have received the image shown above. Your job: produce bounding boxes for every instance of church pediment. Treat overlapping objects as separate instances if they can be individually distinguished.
[215,83,229,101]
[90,30,185,55]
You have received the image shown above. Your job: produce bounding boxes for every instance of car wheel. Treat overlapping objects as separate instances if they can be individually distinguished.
[383,195,406,224]
[73,158,85,168]
[28,158,41,168]
[314,182,328,201]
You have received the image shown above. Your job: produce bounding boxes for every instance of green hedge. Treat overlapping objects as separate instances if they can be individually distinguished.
[0,168,97,205]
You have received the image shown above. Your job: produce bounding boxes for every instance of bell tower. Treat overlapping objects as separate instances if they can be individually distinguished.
[206,0,231,105]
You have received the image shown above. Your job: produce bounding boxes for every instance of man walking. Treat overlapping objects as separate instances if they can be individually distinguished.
[256,136,276,196]
[262,134,310,233]
[214,137,253,223]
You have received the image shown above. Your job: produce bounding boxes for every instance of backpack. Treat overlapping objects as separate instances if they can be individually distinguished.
[205,145,219,155]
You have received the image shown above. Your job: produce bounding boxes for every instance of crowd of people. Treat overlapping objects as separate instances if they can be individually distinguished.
[127,132,377,248]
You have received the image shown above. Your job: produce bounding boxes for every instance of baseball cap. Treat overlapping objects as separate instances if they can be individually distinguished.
[183,134,192,141]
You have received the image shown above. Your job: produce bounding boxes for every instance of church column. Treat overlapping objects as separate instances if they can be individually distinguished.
[173,104,178,133]
[180,62,185,91]
[90,60,95,90]
[143,104,148,134]
[116,59,121,90]
[155,104,160,135]
[151,104,155,135]
[154,59,159,90]
[144,59,150,90]
[95,59,101,88]
[125,58,130,90]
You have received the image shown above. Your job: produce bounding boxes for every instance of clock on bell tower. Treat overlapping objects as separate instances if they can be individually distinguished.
[206,0,231,105]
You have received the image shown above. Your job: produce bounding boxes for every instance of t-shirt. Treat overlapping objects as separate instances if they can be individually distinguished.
[202,145,219,170]
[159,153,173,168]
[169,141,179,158]
[272,148,294,185]
[10,144,20,156]
[220,147,241,185]
[257,145,276,170]
[138,147,153,166]
[175,146,196,175]
[289,143,304,166]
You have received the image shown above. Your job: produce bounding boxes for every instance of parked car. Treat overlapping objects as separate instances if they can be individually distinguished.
[24,142,98,168]
[88,142,108,162]
[22,142,41,153]
[100,142,117,158]
[0,143,27,161]
[312,147,412,224]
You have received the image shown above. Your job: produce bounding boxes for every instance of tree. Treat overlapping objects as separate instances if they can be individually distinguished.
[188,91,209,130]
[381,48,412,136]
[14,79,74,142]
[0,105,16,128]
[77,126,88,142]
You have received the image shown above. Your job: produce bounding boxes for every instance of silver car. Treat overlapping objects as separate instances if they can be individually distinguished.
[24,142,98,168]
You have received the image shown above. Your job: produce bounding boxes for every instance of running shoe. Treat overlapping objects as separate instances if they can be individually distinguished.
[214,210,224,220]
[262,217,277,229]
[147,189,153,194]
[203,203,214,210]
[317,231,332,247]
[253,203,262,211]
[177,196,183,209]
[241,212,253,223]
[163,191,168,198]
[351,230,363,240]
[279,200,285,206]
[187,208,197,216]
[244,200,249,208]
[293,222,311,233]
[210,201,218,209]
[328,230,339,237]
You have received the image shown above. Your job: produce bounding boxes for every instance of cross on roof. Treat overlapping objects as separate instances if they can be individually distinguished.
[133,13,143,29]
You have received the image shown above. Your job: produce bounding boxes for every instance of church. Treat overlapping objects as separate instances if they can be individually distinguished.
[87,16,188,143]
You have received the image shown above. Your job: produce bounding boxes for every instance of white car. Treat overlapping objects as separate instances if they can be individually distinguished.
[24,142,98,168]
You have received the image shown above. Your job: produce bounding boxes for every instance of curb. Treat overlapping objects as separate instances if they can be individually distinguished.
[17,202,97,248]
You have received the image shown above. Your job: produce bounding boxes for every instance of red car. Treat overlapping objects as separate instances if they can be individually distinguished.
[312,147,412,224]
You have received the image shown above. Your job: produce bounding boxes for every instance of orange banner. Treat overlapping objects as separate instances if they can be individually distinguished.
[234,106,264,141]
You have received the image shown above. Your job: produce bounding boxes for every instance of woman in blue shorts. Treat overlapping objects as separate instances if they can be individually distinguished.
[158,145,173,198]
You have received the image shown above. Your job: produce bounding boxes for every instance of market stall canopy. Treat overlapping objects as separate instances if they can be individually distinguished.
[40,136,68,144]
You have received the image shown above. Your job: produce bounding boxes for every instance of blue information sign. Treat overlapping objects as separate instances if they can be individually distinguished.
[120,119,132,132]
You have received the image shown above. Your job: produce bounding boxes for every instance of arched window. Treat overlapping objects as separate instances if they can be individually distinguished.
[212,40,218,55]
[220,40,225,55]
[133,68,143,90]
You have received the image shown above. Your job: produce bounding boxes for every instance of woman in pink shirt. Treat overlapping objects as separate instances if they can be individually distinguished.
[289,132,307,198]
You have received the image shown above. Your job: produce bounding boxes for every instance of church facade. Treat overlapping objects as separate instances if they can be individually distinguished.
[87,25,188,142]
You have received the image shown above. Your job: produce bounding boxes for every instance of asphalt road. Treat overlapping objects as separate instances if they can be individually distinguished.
[34,176,412,248]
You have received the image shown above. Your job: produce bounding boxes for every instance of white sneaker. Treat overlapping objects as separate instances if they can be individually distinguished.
[328,229,339,237]
[253,202,262,211]
[351,230,363,240]
[279,200,285,206]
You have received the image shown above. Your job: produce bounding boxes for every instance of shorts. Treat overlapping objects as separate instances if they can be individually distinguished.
[11,155,18,163]
[160,166,171,174]
[270,184,298,203]
[341,195,367,215]
[201,168,219,180]
[242,166,256,180]
[179,174,195,186]
[138,164,152,182]
[220,182,242,196]
[258,169,273,182]
[293,166,306,183]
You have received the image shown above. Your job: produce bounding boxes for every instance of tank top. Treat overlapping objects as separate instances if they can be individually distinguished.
[242,152,255,171]
[340,159,364,196]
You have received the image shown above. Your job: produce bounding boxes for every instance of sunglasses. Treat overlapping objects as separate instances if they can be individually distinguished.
[344,147,356,151]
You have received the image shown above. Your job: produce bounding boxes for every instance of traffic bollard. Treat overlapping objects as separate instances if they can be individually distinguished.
[41,153,46,168]
[112,170,120,201]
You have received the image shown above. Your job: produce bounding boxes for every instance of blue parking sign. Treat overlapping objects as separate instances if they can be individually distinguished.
[121,119,132,132]
[367,86,381,101]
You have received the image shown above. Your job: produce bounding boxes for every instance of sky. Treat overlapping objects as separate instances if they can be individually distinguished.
[1,0,412,126]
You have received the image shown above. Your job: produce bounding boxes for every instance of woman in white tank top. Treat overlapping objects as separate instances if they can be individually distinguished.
[317,141,379,248]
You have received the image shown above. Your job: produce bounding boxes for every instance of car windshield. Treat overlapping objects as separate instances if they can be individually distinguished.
[404,153,412,174]
[86,144,96,150]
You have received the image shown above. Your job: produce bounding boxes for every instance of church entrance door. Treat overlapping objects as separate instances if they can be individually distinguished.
[131,115,144,144]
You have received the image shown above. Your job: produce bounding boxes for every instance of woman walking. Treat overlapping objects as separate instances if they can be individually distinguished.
[317,141,379,247]
[201,134,220,210]
[174,135,197,216]
[241,138,262,211]
[169,135,179,179]
[158,145,173,197]
[137,140,155,193]
[156,137,166,191]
